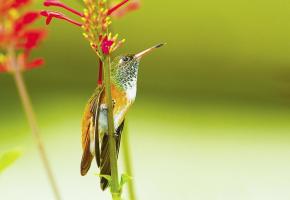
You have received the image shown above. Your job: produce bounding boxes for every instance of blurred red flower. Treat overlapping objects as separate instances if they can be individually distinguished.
[0,0,46,73]
[111,0,141,18]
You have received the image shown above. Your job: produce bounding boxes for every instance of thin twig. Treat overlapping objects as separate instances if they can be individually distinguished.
[122,122,137,200]
[9,48,61,200]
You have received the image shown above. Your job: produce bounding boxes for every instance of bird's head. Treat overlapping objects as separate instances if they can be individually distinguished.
[111,43,165,90]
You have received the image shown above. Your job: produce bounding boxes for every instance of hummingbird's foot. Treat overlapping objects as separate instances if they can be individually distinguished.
[112,99,116,108]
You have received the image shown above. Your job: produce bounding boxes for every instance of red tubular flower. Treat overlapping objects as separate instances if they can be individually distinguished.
[0,0,30,13]
[0,64,7,72]
[20,30,46,51]
[44,0,84,17]
[41,0,131,28]
[0,1,46,73]
[111,0,141,18]
[39,0,136,80]
[26,58,44,69]
[14,12,39,33]
[41,0,84,27]
[11,0,31,9]
[101,36,114,55]
[98,59,103,85]
[40,10,82,26]
[107,0,129,15]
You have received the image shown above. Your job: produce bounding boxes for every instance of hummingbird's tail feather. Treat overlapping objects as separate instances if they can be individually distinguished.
[100,120,124,190]
[80,133,94,176]
[100,134,110,190]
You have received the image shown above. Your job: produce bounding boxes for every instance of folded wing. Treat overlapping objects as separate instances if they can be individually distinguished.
[81,86,104,176]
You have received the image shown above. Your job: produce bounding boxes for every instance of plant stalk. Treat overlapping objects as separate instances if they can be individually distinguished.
[9,49,61,200]
[103,56,121,200]
[104,0,137,198]
[122,122,137,200]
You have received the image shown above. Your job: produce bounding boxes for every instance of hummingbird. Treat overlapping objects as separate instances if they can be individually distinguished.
[80,43,164,190]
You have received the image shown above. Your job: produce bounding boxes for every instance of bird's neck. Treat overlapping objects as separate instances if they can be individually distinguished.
[124,81,137,102]
[112,80,138,104]
[112,78,137,102]
[111,64,139,102]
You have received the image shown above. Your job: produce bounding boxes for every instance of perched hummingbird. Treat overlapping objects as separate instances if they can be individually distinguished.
[80,44,164,190]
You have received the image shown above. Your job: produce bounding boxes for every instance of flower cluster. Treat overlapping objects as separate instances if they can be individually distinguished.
[82,0,126,57]
[41,0,140,84]
[41,0,138,57]
[0,0,46,73]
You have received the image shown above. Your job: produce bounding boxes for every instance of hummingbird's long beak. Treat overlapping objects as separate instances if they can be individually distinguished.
[134,43,165,60]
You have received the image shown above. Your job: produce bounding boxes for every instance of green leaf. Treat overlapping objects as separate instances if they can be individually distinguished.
[119,173,132,191]
[0,150,22,174]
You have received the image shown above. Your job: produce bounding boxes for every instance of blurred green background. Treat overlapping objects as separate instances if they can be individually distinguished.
[1,0,290,199]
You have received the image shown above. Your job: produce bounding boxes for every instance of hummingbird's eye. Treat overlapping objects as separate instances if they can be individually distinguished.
[121,56,130,62]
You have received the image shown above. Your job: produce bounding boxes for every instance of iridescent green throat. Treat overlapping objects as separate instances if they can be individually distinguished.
[111,55,140,91]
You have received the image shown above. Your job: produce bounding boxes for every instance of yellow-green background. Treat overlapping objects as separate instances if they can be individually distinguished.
[1,0,290,199]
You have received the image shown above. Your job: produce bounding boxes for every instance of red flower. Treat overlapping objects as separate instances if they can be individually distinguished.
[26,58,45,69]
[19,30,46,51]
[0,0,31,14]
[44,0,84,17]
[107,0,129,15]
[11,0,31,9]
[41,0,133,27]
[14,12,39,33]
[0,64,7,72]
[40,10,82,26]
[111,0,141,18]
[101,36,114,55]
[0,2,46,73]
[41,0,84,27]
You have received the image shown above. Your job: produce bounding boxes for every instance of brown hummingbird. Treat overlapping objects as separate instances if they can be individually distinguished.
[80,43,164,190]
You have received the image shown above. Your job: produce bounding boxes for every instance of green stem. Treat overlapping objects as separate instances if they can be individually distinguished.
[122,122,137,200]
[104,0,137,198]
[9,48,61,200]
[103,56,121,199]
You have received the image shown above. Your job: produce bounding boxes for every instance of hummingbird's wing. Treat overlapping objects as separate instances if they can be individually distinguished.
[80,85,104,176]
[100,120,125,190]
